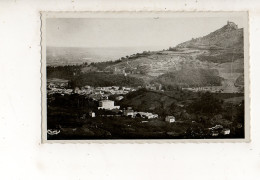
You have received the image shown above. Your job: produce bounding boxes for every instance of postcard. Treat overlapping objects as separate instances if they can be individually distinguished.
[41,12,249,143]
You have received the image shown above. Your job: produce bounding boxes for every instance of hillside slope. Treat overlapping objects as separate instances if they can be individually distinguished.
[176,21,243,51]
[153,68,223,88]
[70,21,244,92]
[118,89,189,116]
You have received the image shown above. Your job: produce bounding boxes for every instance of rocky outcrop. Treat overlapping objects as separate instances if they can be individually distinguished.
[176,21,243,51]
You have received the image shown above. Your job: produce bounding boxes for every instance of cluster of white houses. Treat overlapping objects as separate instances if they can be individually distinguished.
[47,78,70,88]
[123,107,159,119]
[47,78,164,98]
[97,99,175,122]
[208,124,230,136]
[47,78,175,122]
[47,78,137,100]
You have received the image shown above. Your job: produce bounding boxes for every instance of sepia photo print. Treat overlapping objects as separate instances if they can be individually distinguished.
[41,12,249,142]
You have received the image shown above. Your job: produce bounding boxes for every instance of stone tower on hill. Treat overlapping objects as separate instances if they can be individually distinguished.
[227,21,238,29]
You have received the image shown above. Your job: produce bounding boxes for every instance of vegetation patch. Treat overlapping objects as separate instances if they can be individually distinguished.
[153,68,223,88]
[197,52,244,63]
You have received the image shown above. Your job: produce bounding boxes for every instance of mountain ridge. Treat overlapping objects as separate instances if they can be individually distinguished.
[48,21,244,93]
[176,21,243,51]
[100,21,244,92]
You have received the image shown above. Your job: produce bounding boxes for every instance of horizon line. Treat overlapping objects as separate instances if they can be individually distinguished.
[46,45,172,48]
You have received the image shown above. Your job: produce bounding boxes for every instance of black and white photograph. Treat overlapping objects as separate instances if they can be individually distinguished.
[3,0,260,178]
[41,12,249,141]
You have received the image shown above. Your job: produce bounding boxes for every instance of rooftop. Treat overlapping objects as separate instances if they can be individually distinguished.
[166,116,175,118]
[100,99,114,102]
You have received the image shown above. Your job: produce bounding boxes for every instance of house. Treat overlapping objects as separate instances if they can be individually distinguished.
[74,87,80,94]
[211,131,219,136]
[146,114,154,119]
[209,124,223,130]
[112,86,119,90]
[64,89,73,95]
[48,83,56,89]
[165,116,175,123]
[123,108,134,117]
[98,100,120,110]
[116,96,124,101]
[123,87,131,91]
[146,113,158,119]
[152,114,159,118]
[136,112,158,119]
[221,128,230,135]
[89,111,95,118]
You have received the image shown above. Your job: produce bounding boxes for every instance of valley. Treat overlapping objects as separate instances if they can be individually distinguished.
[46,21,245,139]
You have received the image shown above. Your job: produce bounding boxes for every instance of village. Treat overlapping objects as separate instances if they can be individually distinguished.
[47,78,164,119]
[47,77,231,137]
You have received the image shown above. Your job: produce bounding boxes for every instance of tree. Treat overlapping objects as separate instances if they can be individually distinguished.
[188,92,223,115]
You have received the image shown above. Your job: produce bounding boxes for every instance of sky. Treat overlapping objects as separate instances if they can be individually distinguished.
[46,16,246,50]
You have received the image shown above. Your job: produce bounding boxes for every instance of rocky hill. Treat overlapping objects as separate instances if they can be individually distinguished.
[176,21,244,51]
[79,21,244,92]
